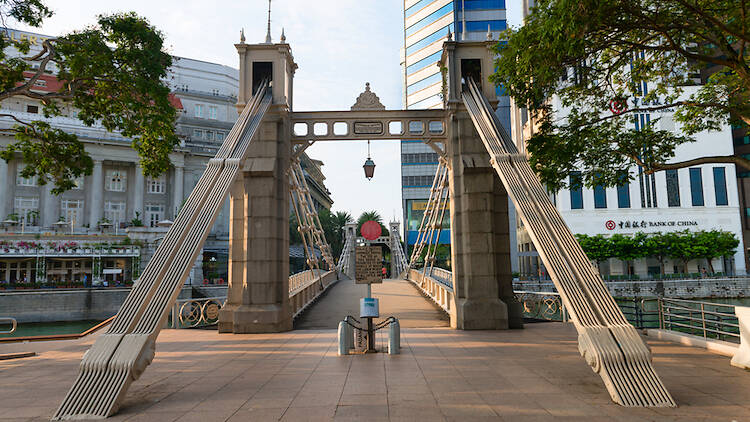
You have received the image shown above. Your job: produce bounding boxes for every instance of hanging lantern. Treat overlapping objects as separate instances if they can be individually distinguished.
[363,140,375,180]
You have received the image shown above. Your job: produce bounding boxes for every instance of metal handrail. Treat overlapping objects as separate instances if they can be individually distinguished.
[0,317,17,334]
[658,297,740,342]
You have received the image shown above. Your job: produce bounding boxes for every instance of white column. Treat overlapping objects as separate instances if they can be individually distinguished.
[89,160,103,227]
[42,182,58,227]
[134,163,144,220]
[173,165,184,218]
[0,159,7,218]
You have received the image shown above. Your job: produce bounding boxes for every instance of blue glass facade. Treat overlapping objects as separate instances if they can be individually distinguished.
[402,0,509,249]
[570,172,583,209]
[714,167,728,206]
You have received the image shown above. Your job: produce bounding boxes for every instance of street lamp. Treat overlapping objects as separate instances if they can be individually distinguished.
[363,140,375,180]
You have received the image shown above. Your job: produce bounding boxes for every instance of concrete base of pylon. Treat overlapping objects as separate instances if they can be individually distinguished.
[452,297,510,330]
[219,304,292,333]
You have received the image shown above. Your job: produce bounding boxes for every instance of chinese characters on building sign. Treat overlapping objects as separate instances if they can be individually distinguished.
[605,219,699,230]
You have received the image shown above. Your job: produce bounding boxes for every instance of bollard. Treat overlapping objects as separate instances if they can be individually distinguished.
[343,316,354,351]
[337,321,349,356]
[388,318,400,355]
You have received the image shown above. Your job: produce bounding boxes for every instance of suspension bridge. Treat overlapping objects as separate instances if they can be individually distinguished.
[0,29,745,422]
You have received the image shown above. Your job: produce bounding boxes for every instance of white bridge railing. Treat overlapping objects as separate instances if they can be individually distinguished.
[406,268,453,314]
[289,269,338,318]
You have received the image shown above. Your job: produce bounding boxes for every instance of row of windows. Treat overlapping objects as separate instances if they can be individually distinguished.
[406,23,454,56]
[405,3,453,37]
[455,19,507,33]
[569,167,729,210]
[405,0,505,19]
[194,104,218,120]
[402,153,439,164]
[456,0,505,10]
[406,50,443,75]
[14,167,166,194]
[407,72,442,96]
[408,94,442,109]
[13,197,166,227]
[403,175,435,187]
[192,129,225,142]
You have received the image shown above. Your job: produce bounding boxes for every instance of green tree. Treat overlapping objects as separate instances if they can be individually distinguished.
[491,0,750,191]
[692,230,739,273]
[356,210,389,237]
[330,211,353,260]
[0,1,177,193]
[667,230,702,273]
[575,234,613,270]
[641,232,678,275]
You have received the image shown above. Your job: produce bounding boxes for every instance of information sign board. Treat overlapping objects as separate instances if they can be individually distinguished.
[355,246,383,284]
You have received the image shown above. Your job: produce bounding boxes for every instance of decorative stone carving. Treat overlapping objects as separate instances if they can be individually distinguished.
[351,82,385,111]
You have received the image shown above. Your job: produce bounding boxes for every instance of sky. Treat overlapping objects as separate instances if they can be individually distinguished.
[13,0,409,225]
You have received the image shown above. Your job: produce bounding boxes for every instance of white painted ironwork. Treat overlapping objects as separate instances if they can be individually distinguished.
[337,223,356,277]
[406,268,453,314]
[54,80,273,420]
[462,77,675,407]
[288,157,335,271]
[171,297,225,328]
[0,317,17,334]
[408,160,449,280]
[389,222,408,277]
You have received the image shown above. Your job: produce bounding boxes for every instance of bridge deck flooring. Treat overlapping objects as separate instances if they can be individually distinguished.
[295,278,449,330]
[1,322,749,421]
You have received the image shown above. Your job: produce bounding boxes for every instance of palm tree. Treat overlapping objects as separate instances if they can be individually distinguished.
[357,210,389,236]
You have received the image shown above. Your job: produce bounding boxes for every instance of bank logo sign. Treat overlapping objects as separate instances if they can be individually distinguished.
[605,219,699,230]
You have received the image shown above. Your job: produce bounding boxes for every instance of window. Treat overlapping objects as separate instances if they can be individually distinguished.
[145,203,165,227]
[406,50,443,75]
[26,104,38,114]
[14,197,38,225]
[402,175,435,187]
[617,181,630,209]
[194,104,204,118]
[455,20,507,33]
[406,24,454,56]
[61,199,84,226]
[689,168,704,206]
[456,0,506,11]
[405,3,453,37]
[402,153,439,164]
[407,73,442,96]
[665,170,680,207]
[216,132,225,141]
[569,172,583,210]
[104,201,126,224]
[147,175,166,194]
[593,184,607,208]
[193,129,203,139]
[16,165,37,186]
[208,105,218,120]
[105,169,127,192]
[713,167,728,206]
[205,131,214,141]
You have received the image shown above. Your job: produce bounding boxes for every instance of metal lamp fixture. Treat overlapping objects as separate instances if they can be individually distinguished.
[363,140,375,180]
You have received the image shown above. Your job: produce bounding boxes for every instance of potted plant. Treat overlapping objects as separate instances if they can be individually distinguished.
[130,211,144,227]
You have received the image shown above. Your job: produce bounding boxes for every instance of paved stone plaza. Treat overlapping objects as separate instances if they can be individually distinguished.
[0,279,749,421]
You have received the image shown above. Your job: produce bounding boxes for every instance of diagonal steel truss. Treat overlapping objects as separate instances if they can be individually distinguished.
[408,159,450,280]
[288,156,335,271]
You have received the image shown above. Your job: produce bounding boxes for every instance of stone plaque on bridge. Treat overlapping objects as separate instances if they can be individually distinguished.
[353,122,384,135]
[355,245,383,284]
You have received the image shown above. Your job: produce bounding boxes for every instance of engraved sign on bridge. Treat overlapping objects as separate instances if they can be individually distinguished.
[355,245,383,284]
[354,122,384,135]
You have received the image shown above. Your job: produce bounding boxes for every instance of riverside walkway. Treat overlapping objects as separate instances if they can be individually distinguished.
[1,304,750,421]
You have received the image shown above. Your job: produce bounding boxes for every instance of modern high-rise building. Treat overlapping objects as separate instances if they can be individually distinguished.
[401,0,510,251]
[400,0,511,253]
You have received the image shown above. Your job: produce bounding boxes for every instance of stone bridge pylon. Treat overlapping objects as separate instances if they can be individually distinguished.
[53,30,674,420]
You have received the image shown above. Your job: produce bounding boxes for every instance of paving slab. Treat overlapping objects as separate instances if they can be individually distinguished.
[1,322,749,421]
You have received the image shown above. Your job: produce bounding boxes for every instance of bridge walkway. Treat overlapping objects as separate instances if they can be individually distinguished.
[295,278,448,329]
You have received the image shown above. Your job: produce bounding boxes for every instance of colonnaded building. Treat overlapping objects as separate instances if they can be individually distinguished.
[0,28,332,286]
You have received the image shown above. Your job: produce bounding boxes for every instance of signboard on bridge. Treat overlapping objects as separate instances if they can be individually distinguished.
[355,245,383,284]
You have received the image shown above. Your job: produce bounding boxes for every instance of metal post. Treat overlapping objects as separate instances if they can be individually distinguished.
[701,303,707,338]
[366,317,375,352]
[388,318,400,355]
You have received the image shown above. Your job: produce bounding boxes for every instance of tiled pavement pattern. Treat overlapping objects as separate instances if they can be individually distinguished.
[295,278,449,330]
[1,321,749,421]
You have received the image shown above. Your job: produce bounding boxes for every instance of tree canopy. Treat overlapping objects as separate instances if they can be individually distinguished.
[492,0,750,191]
[0,0,177,193]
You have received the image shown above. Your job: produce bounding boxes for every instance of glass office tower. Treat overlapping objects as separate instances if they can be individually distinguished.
[401,0,510,251]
